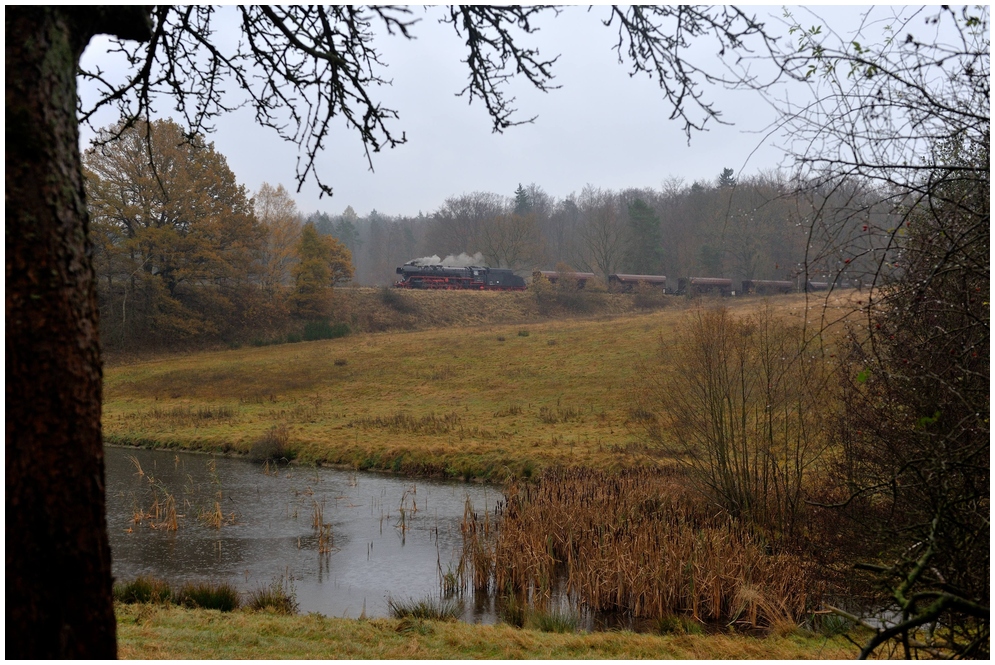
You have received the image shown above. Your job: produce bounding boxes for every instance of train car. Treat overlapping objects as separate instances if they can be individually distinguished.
[533,270,597,288]
[394,263,526,290]
[676,277,733,297]
[608,273,668,293]
[805,281,829,292]
[741,279,794,295]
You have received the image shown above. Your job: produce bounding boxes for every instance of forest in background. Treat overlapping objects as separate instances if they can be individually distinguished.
[86,119,898,353]
[314,169,895,289]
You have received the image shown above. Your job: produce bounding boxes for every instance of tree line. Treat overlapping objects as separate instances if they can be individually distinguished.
[87,117,901,352]
[315,174,897,289]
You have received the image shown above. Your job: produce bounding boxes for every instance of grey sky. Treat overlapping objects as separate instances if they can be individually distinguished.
[77,5,910,218]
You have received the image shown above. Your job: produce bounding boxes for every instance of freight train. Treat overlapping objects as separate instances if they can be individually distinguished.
[396,261,836,296]
[394,262,527,290]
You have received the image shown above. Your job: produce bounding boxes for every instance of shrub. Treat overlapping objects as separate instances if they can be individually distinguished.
[517,329,530,337]
[248,423,291,462]
[302,319,350,341]
[114,576,173,604]
[632,282,668,309]
[177,581,241,612]
[387,595,463,621]
[378,286,419,314]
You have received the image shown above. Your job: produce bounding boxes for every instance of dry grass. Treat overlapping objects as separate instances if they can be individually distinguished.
[115,603,862,659]
[103,292,856,480]
[465,467,821,629]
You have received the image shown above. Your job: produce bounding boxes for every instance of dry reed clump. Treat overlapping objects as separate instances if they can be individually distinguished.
[198,501,225,529]
[467,468,818,630]
[460,496,495,593]
[132,484,179,531]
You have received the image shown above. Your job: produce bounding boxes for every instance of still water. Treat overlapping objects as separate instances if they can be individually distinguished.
[105,446,500,621]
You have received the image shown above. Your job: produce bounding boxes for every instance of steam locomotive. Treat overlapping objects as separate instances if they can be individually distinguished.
[394,262,527,290]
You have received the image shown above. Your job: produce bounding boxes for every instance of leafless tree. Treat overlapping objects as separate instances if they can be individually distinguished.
[750,7,990,657]
[574,186,629,280]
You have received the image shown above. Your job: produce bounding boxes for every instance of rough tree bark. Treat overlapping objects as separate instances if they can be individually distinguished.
[5,7,150,658]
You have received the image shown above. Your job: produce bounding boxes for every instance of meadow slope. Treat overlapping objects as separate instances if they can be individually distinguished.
[103,291,850,480]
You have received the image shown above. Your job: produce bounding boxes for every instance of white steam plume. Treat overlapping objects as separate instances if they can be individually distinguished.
[408,252,484,267]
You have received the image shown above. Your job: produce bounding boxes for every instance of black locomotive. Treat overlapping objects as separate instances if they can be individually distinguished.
[394,262,527,290]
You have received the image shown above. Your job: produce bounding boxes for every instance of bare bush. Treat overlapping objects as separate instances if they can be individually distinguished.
[644,305,831,543]
[248,424,291,462]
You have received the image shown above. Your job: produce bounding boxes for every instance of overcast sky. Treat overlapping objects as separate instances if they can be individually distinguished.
[78,4,909,219]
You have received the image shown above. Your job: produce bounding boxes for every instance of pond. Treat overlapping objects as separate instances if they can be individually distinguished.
[104,446,502,622]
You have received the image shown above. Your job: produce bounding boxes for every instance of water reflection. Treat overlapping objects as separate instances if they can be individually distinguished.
[105,446,499,621]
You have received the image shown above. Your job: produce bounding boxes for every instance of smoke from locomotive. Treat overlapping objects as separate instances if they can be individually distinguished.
[394,261,527,290]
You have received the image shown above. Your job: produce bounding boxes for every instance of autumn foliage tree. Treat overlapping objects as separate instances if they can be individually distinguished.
[290,222,354,320]
[85,118,264,347]
[255,182,303,291]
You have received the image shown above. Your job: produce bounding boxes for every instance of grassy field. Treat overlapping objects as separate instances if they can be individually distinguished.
[103,292,850,480]
[115,603,861,659]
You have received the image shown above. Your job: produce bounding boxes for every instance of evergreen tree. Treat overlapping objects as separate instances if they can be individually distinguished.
[717,167,736,188]
[625,198,664,274]
[514,183,531,215]
[308,210,335,235]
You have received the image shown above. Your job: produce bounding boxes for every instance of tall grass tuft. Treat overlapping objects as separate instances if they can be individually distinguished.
[176,581,241,612]
[352,411,459,435]
[247,578,298,614]
[528,607,580,633]
[387,595,463,621]
[114,576,173,604]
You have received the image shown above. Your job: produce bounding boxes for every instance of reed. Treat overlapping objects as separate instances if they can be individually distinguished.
[460,496,495,593]
[199,501,224,529]
[311,499,324,531]
[160,493,179,531]
[468,468,819,630]
[317,523,334,554]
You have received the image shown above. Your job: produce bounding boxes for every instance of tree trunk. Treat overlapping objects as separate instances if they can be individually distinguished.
[5,8,116,658]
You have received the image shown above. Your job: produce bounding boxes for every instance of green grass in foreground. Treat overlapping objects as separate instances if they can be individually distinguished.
[103,293,847,480]
[115,603,861,659]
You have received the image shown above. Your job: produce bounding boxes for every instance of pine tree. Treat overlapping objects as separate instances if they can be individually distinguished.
[514,183,531,215]
[625,198,664,274]
[717,167,736,188]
